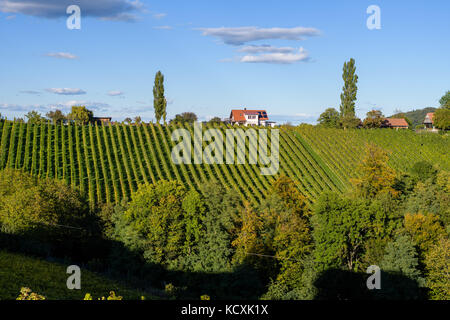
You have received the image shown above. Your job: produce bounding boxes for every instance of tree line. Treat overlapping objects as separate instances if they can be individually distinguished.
[317,58,450,131]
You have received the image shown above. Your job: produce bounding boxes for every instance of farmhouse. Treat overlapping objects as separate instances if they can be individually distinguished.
[228,108,276,127]
[382,118,409,130]
[423,112,437,130]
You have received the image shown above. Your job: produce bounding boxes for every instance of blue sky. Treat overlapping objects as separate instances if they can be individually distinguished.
[1,0,449,124]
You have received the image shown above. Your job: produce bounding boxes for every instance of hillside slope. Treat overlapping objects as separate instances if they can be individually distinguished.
[0,120,448,205]
[0,250,155,300]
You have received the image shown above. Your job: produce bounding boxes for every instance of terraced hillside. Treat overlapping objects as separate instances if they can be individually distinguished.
[0,120,448,206]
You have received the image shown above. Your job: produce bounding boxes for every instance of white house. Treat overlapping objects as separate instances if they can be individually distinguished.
[229,109,276,127]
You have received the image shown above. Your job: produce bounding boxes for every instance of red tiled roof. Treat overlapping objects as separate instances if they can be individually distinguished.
[384,118,409,127]
[230,109,269,122]
[425,112,435,123]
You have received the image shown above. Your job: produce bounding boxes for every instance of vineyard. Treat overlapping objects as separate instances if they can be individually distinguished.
[296,125,450,188]
[0,120,448,208]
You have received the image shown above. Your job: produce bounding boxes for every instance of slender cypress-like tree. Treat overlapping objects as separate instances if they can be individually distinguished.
[153,71,167,124]
[339,58,359,128]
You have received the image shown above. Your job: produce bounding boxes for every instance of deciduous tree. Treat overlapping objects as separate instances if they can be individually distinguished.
[317,108,340,128]
[424,237,450,300]
[363,110,385,128]
[67,106,93,125]
[25,111,46,124]
[153,71,167,124]
[339,58,359,128]
[46,109,66,124]
[352,144,398,199]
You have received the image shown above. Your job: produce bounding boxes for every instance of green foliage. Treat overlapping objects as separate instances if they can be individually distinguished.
[410,161,437,183]
[363,110,385,129]
[153,71,167,124]
[351,144,398,199]
[404,178,449,227]
[0,169,89,235]
[403,213,446,257]
[340,115,361,129]
[208,117,222,124]
[433,107,450,130]
[182,181,241,273]
[424,237,450,300]
[46,110,66,124]
[25,111,46,124]
[380,235,424,285]
[439,90,450,108]
[134,116,142,125]
[268,174,309,216]
[339,58,358,120]
[67,106,93,125]
[182,189,206,254]
[317,108,340,128]
[170,112,198,124]
[312,192,389,271]
[113,180,204,267]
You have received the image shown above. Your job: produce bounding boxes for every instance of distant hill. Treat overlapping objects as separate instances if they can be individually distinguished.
[390,107,437,128]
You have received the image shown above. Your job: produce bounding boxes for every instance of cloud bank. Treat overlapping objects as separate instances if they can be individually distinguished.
[240,47,310,64]
[46,88,86,95]
[45,52,78,59]
[107,90,124,96]
[198,26,320,45]
[238,45,298,54]
[0,0,144,21]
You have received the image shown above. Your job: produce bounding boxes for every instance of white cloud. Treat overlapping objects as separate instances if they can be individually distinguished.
[198,26,321,45]
[99,12,139,22]
[0,103,42,112]
[0,0,144,22]
[240,47,310,64]
[238,45,297,54]
[48,100,111,112]
[153,13,166,19]
[45,52,78,59]
[107,90,124,96]
[19,90,40,95]
[46,88,86,95]
[153,25,172,30]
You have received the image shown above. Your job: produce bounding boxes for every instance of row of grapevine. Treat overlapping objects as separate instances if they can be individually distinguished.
[1,120,447,208]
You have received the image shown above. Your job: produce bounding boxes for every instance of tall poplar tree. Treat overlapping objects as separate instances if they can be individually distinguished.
[153,71,167,124]
[339,58,359,128]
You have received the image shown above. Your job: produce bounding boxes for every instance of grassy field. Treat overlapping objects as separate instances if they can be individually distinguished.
[0,250,158,300]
